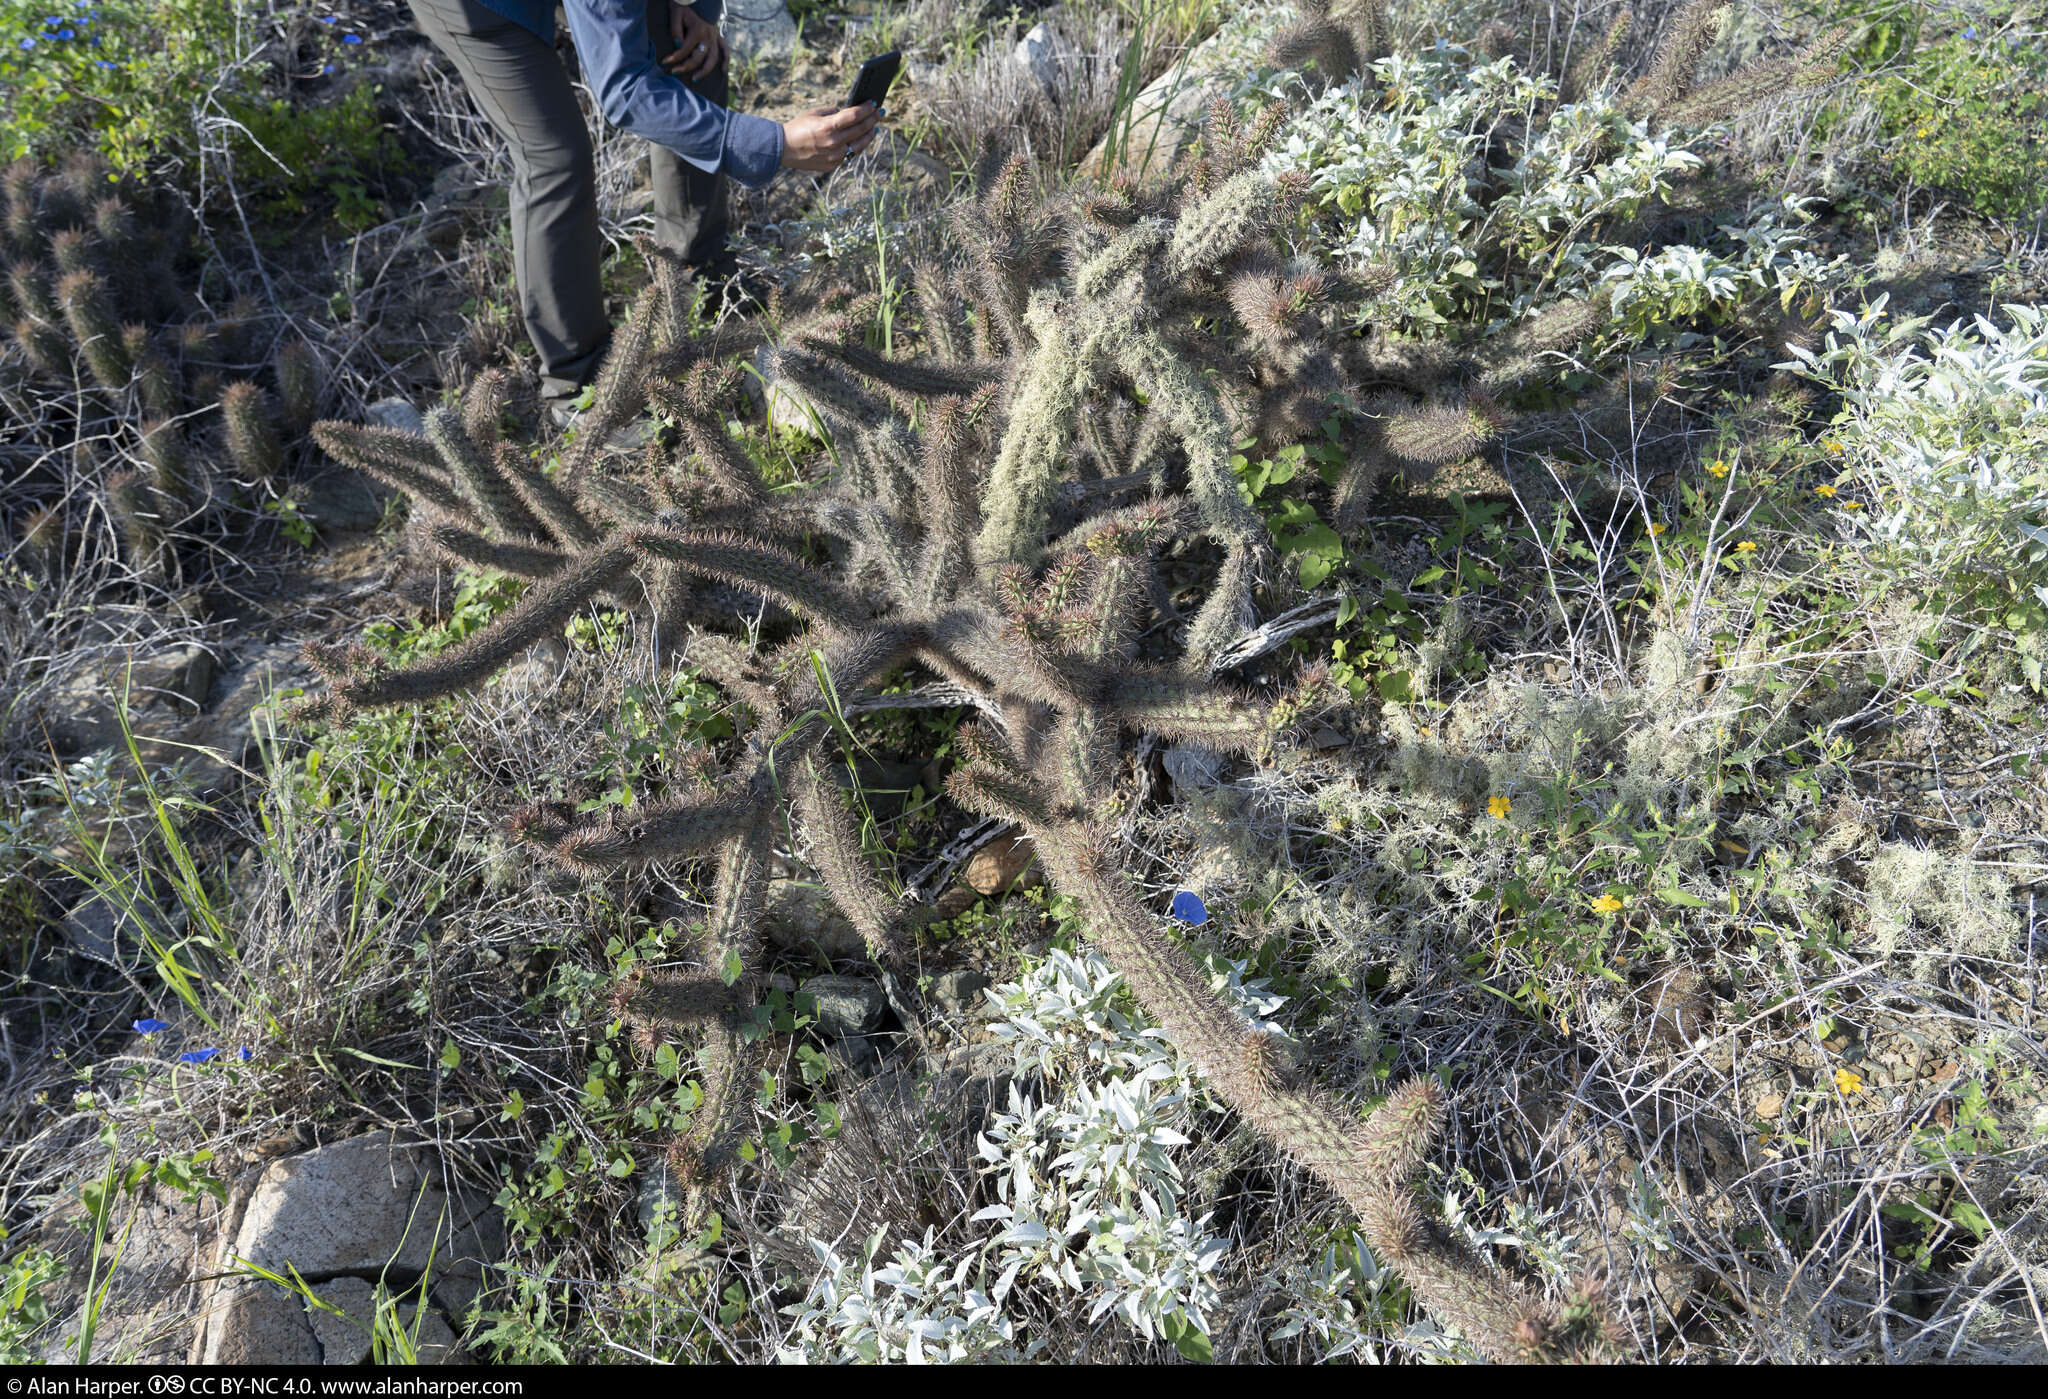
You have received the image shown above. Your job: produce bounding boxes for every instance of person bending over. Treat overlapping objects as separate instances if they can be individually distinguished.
[408,0,878,414]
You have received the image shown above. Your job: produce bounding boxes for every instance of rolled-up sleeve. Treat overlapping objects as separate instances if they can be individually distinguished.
[560,0,783,188]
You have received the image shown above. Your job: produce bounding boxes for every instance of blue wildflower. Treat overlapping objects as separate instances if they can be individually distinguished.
[44,13,60,22]
[322,63,335,74]
[94,58,114,68]
[58,28,74,38]
[1964,26,1977,39]
[1170,890,1209,925]
[178,1048,221,1064]
[20,38,35,49]
[320,14,336,22]
[133,1018,171,1034]
[343,32,362,44]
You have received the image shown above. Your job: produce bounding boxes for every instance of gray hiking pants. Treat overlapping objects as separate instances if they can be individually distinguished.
[406,0,731,401]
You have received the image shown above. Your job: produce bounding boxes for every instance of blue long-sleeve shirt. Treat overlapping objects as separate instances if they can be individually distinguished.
[474,0,784,187]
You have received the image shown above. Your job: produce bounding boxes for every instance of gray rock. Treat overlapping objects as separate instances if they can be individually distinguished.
[1014,22,1076,90]
[930,968,991,1018]
[61,890,181,968]
[174,641,311,794]
[635,1158,684,1240]
[34,1190,217,1363]
[204,1279,321,1366]
[801,973,886,1039]
[722,0,798,62]
[1162,743,1225,796]
[218,1132,502,1335]
[306,1277,465,1365]
[751,344,824,436]
[42,643,217,756]
[764,877,864,959]
[363,397,426,436]
[1081,41,1236,182]
[296,468,385,534]
[824,1033,882,1076]
[304,1277,375,1363]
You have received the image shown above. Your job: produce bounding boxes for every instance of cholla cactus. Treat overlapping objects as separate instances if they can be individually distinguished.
[1267,0,1391,91]
[221,380,285,482]
[305,204,1616,1358]
[0,156,316,587]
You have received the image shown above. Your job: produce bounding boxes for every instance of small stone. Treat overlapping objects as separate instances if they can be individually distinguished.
[306,1277,465,1364]
[930,968,991,1018]
[204,1279,321,1365]
[1754,1093,1784,1118]
[1161,744,1225,796]
[723,0,797,61]
[801,974,887,1040]
[764,877,864,959]
[635,1158,684,1240]
[363,397,425,436]
[41,643,217,755]
[752,344,823,436]
[62,891,181,967]
[296,468,385,534]
[961,833,1040,896]
[824,1033,882,1076]
[1014,22,1075,89]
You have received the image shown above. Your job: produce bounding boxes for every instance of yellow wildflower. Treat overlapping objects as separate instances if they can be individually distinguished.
[1822,439,1845,457]
[1590,894,1625,914]
[1707,460,1731,479]
[1649,522,1668,536]
[1487,795,1511,819]
[1736,540,1757,553]
[1834,1067,1864,1095]
[1843,500,1862,510]
[1559,1015,1571,1037]
[1813,484,1837,499]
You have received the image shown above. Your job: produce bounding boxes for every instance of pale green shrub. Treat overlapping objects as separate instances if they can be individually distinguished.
[1262,44,1842,347]
[1787,297,2048,651]
[777,1231,1036,1363]
[782,950,1291,1360]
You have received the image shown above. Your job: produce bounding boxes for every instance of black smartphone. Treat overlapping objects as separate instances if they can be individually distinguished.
[847,50,901,111]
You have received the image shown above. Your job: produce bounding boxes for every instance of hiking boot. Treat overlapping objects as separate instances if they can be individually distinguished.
[546,395,659,450]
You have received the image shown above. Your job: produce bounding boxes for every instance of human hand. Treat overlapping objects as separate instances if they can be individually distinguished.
[779,103,880,172]
[663,2,725,83]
